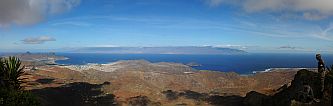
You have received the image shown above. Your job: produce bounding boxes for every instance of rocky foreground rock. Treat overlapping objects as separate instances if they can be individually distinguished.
[21,60,327,106]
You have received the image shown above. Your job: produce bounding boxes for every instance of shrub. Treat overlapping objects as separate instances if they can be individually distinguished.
[0,57,40,106]
[0,57,25,90]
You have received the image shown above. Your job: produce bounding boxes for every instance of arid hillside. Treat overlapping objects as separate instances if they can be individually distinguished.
[22,60,307,105]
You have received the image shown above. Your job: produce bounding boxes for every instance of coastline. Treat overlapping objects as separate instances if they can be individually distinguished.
[24,57,317,106]
[1,53,71,66]
[252,68,317,74]
[57,59,316,76]
[53,53,333,74]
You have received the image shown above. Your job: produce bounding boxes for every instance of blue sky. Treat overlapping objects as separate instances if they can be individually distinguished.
[0,0,333,53]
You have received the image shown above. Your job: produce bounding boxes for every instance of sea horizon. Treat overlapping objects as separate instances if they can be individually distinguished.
[54,52,333,74]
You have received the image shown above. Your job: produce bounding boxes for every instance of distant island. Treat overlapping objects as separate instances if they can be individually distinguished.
[70,46,247,54]
[2,52,68,65]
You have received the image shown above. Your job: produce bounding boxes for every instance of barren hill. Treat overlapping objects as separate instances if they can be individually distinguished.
[22,60,304,105]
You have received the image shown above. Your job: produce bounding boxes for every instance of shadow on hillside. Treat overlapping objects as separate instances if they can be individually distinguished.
[162,90,244,106]
[36,78,55,84]
[30,82,116,106]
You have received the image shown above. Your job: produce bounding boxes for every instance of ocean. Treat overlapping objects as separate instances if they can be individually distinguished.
[56,53,333,74]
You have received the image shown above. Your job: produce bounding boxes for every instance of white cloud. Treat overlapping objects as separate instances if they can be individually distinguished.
[22,36,56,44]
[303,12,328,21]
[315,24,333,41]
[278,45,301,50]
[213,44,249,50]
[205,0,333,20]
[51,21,91,27]
[89,45,120,47]
[205,0,225,7]
[0,0,80,27]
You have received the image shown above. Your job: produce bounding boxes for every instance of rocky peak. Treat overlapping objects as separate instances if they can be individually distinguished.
[244,69,331,106]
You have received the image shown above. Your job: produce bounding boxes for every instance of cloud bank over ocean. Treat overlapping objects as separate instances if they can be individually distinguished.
[206,0,333,20]
[22,36,56,44]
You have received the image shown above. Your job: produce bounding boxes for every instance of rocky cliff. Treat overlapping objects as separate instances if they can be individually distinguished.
[244,69,331,106]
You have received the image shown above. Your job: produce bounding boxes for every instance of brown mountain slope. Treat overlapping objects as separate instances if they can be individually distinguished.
[22,60,303,105]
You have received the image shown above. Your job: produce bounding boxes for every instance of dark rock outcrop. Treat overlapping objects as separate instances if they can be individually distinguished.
[243,91,270,106]
[244,69,331,106]
[162,90,179,100]
[207,95,244,106]
[127,96,161,106]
